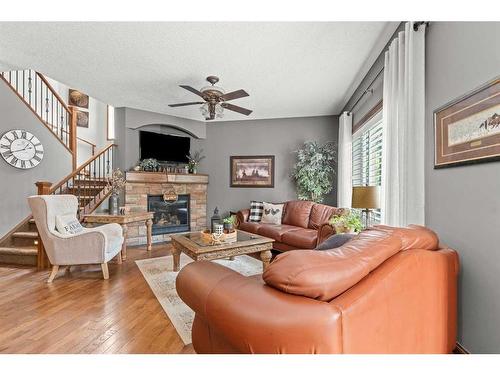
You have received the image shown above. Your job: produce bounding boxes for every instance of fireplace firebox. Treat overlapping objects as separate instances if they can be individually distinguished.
[147,194,190,235]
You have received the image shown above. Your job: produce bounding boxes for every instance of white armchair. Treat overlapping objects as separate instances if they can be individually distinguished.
[28,195,124,282]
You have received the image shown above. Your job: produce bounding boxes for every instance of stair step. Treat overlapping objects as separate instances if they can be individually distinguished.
[12,231,38,239]
[0,246,37,256]
[0,246,37,266]
[74,179,108,185]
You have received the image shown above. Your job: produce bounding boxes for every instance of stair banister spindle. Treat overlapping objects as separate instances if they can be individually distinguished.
[34,74,37,114]
[28,71,32,105]
[69,106,77,170]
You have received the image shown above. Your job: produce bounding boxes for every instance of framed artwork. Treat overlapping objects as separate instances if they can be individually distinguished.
[434,77,500,168]
[230,155,275,188]
[68,89,89,108]
[75,109,89,128]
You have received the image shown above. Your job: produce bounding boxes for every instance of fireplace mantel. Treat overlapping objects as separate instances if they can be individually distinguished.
[125,171,208,246]
[126,171,208,184]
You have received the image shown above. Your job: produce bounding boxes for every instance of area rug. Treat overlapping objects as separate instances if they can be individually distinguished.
[135,254,262,344]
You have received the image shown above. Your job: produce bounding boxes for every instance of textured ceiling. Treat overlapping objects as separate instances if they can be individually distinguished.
[0,22,398,122]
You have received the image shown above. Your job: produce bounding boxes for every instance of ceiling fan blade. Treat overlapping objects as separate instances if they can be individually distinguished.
[221,89,249,101]
[221,103,253,116]
[179,85,205,98]
[169,102,205,107]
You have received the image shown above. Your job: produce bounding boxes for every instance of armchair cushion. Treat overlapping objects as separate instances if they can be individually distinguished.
[55,214,84,235]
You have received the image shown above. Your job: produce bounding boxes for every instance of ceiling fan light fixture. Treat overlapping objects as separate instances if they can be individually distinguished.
[215,103,224,118]
[201,85,225,94]
[170,76,252,120]
[200,103,209,117]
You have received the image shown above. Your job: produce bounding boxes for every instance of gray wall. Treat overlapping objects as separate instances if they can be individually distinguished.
[113,107,206,172]
[425,22,500,353]
[0,79,72,238]
[203,116,338,219]
[115,110,339,222]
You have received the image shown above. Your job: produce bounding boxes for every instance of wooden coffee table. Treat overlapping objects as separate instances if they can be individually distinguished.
[170,230,274,272]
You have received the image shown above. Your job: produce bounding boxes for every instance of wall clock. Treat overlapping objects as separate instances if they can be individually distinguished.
[0,129,44,169]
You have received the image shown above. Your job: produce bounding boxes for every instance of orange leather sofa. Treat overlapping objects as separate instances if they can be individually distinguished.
[176,225,459,354]
[237,200,343,251]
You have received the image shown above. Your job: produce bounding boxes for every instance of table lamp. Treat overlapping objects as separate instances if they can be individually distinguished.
[352,186,381,228]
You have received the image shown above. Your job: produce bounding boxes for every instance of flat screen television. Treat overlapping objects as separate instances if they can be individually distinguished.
[139,131,190,163]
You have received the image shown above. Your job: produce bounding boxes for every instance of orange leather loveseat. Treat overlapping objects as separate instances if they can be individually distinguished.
[176,225,459,354]
[237,200,343,251]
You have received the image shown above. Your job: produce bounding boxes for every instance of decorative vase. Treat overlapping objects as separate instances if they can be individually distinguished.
[109,194,120,215]
[224,223,233,232]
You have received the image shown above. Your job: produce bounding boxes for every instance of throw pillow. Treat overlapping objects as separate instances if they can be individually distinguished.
[261,202,284,225]
[55,214,84,235]
[249,201,264,222]
[315,233,356,251]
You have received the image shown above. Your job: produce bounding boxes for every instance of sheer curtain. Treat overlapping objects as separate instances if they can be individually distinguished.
[337,111,352,208]
[381,22,426,226]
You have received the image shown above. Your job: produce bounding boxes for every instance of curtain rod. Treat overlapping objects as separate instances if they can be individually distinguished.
[346,21,429,114]
[347,66,384,114]
[413,21,429,31]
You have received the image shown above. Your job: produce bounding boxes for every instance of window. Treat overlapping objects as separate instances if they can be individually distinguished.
[352,111,383,223]
[107,105,115,140]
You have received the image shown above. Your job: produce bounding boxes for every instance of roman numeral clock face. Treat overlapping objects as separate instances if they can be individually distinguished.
[0,130,44,169]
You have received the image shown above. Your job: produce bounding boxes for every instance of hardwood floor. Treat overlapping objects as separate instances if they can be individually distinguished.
[0,243,195,354]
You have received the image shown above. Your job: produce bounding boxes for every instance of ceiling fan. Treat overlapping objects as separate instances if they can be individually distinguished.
[169,76,253,120]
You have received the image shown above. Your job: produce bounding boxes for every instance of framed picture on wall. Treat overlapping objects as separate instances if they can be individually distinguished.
[434,77,500,168]
[230,155,275,188]
[68,89,89,109]
[75,109,89,128]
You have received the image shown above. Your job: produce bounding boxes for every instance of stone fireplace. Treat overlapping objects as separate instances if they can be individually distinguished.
[125,171,208,246]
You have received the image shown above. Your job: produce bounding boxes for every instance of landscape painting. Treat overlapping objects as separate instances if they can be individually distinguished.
[434,78,500,168]
[230,155,275,188]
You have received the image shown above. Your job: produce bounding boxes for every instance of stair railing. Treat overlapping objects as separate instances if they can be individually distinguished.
[1,69,78,169]
[35,144,117,269]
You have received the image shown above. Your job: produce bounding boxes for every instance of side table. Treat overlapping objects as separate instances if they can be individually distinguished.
[83,212,154,261]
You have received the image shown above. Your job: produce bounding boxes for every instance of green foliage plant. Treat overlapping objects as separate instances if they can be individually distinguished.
[291,141,336,202]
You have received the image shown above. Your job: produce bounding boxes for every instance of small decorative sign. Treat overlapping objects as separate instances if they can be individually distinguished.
[434,77,500,168]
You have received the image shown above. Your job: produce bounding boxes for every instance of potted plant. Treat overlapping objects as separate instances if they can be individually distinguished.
[139,158,160,172]
[329,211,363,234]
[107,168,126,215]
[223,215,236,232]
[291,141,336,203]
[186,149,205,174]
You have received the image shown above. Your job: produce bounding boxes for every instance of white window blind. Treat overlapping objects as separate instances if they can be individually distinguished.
[352,112,383,223]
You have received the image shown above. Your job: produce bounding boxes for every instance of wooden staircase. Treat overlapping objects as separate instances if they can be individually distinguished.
[0,69,116,267]
[0,145,116,267]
